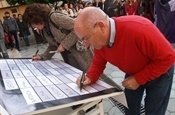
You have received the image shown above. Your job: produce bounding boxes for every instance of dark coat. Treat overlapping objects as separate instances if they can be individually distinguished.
[17,20,30,37]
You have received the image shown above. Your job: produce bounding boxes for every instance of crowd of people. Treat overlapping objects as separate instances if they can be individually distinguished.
[1,11,33,51]
[56,0,154,21]
[0,11,46,51]
[1,0,173,52]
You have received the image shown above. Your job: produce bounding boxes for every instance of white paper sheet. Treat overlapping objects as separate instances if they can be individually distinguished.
[57,84,79,97]
[3,78,19,90]
[45,85,68,99]
[20,88,42,104]
[45,75,63,84]
[33,86,56,102]
[29,69,43,76]
[21,70,34,77]
[64,74,77,82]
[6,59,15,64]
[25,64,37,70]
[47,69,60,75]
[11,70,24,78]
[1,70,13,79]
[0,64,9,70]
[26,77,43,87]
[36,76,54,86]
[67,83,89,95]
[15,78,32,89]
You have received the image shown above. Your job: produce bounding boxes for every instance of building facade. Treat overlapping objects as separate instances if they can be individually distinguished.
[0,0,28,21]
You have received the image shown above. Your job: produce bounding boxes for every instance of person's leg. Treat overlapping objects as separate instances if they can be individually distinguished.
[23,32,30,46]
[125,75,145,115]
[144,65,174,115]
[7,32,14,49]
[12,31,20,50]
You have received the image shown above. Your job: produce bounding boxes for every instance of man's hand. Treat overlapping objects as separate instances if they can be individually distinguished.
[57,44,65,52]
[32,55,42,61]
[76,75,91,87]
[122,76,140,90]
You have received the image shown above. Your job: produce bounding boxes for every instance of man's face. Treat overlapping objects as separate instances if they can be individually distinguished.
[18,15,22,20]
[5,13,10,18]
[75,23,104,50]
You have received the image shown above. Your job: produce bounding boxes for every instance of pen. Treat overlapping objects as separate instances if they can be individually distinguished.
[80,71,85,91]
[35,49,39,56]
[32,49,39,61]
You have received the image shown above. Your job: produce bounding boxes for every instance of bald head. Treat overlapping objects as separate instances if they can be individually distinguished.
[74,7,110,49]
[74,7,108,31]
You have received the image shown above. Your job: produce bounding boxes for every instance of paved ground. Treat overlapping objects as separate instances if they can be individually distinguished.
[14,29,175,115]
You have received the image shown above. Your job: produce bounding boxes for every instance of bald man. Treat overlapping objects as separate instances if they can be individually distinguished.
[74,7,175,115]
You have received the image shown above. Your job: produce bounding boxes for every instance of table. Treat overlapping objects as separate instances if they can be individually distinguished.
[0,59,123,115]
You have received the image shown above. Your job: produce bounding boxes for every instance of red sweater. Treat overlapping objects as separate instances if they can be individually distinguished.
[87,16,175,85]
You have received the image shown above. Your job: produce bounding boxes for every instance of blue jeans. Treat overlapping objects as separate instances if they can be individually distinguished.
[125,65,174,115]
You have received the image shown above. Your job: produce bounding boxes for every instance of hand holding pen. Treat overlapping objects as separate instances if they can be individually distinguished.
[32,49,42,61]
[76,72,92,91]
[80,72,85,91]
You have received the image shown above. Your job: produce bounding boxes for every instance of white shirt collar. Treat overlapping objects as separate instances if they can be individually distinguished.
[108,18,116,47]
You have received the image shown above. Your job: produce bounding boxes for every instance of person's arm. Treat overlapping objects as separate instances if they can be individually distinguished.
[86,49,107,83]
[50,13,77,50]
[39,43,57,60]
[133,25,175,85]
[13,19,19,32]
[38,30,58,60]
[0,24,4,39]
[2,20,8,33]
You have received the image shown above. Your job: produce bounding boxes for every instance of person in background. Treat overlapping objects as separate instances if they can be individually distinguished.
[0,19,9,58]
[12,14,18,20]
[74,7,175,115]
[17,14,30,47]
[22,3,93,72]
[3,11,21,51]
[107,0,121,17]
[62,3,75,18]
[92,0,103,10]
[155,0,175,44]
[119,0,126,16]
[104,0,111,14]
[125,0,138,15]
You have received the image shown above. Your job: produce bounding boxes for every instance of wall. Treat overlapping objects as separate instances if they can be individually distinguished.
[0,4,28,21]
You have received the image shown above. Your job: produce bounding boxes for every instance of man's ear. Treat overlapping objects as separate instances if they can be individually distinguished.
[97,21,106,33]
